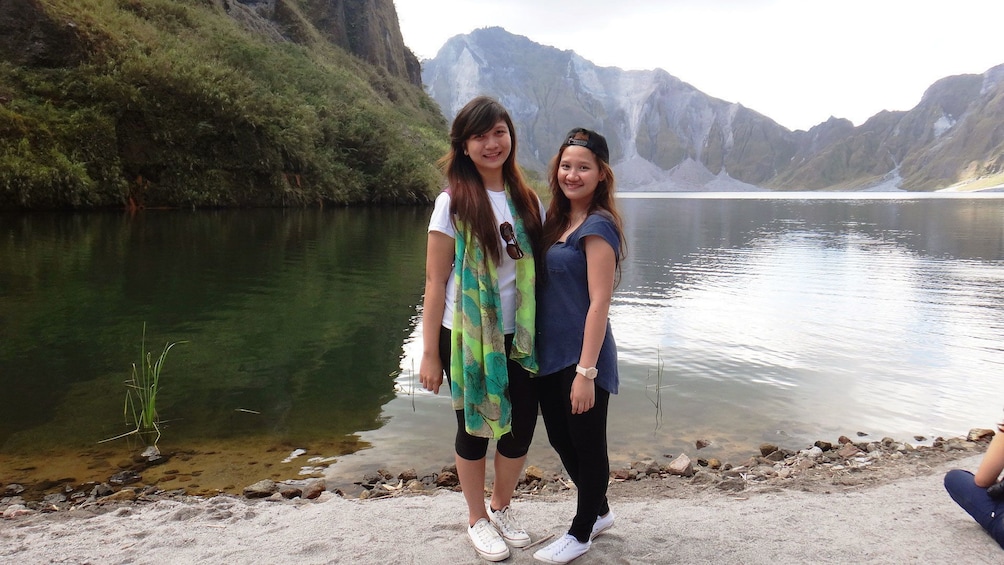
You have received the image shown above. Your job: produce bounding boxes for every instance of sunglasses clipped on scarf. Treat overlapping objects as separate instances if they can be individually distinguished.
[499,222,524,260]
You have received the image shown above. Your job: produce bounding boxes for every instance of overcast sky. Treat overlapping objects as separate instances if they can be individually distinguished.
[394,0,1004,131]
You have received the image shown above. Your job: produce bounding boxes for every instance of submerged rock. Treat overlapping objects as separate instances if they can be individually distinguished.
[109,470,141,486]
[3,484,25,495]
[100,488,138,503]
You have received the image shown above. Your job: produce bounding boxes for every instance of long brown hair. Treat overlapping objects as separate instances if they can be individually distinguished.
[543,129,627,278]
[437,96,542,264]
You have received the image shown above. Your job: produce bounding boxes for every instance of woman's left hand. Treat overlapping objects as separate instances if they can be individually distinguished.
[570,374,595,414]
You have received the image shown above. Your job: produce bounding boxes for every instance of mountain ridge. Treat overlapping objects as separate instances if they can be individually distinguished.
[422,27,1004,192]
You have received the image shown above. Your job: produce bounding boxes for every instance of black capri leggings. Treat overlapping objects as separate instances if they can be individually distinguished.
[438,326,538,461]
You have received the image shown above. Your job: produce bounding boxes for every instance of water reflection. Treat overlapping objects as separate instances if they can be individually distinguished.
[4,197,1004,494]
[0,209,428,494]
[614,196,1004,456]
[361,195,1004,479]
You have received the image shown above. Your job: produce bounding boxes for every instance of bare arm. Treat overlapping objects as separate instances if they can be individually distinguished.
[974,428,1004,487]
[570,234,617,414]
[419,231,454,394]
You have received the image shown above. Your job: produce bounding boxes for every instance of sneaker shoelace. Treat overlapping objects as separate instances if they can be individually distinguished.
[550,534,579,556]
[496,507,526,536]
[472,521,498,545]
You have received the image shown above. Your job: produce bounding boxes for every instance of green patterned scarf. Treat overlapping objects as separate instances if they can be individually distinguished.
[451,189,538,439]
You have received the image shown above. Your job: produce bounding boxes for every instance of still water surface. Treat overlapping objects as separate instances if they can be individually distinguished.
[2,195,1003,494]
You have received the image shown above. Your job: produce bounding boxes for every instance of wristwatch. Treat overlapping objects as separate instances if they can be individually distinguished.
[575,364,598,380]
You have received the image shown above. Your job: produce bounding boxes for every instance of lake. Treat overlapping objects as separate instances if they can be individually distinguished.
[2,194,1002,496]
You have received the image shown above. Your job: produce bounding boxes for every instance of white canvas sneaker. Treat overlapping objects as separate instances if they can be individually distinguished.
[590,511,615,540]
[533,533,590,564]
[468,518,510,561]
[489,505,531,547]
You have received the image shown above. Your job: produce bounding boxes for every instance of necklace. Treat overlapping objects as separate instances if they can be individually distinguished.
[488,190,510,224]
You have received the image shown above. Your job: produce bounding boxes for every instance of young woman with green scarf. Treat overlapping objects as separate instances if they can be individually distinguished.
[419,96,544,562]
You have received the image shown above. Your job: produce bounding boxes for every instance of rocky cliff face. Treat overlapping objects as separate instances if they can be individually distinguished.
[424,27,1004,191]
[229,0,421,86]
[0,0,88,67]
[897,70,1004,189]
[299,0,421,85]
[4,0,421,86]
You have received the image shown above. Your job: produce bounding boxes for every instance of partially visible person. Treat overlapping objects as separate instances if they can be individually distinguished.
[945,420,1004,550]
[418,96,544,562]
[531,128,625,564]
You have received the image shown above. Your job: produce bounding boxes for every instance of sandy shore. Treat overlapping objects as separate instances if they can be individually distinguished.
[2,451,1001,564]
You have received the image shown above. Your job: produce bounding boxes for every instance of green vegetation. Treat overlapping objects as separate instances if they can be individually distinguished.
[646,349,666,431]
[101,323,185,447]
[1,0,447,209]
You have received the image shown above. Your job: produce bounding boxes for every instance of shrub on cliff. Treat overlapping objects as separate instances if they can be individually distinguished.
[0,0,446,210]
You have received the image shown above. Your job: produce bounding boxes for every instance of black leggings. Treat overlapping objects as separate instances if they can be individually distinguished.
[536,364,611,542]
[438,326,538,461]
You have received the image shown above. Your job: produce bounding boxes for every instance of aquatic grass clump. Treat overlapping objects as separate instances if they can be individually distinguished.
[645,348,668,431]
[100,323,185,447]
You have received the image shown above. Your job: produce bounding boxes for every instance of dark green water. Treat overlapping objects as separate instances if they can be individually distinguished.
[1,208,428,495]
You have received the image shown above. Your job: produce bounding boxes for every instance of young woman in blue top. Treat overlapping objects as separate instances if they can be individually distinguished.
[532,128,625,564]
[419,96,544,562]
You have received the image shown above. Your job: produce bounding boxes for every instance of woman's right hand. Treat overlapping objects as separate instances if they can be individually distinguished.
[419,230,454,397]
[419,355,444,394]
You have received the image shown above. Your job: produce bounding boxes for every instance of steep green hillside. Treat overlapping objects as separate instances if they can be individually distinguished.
[0,0,447,209]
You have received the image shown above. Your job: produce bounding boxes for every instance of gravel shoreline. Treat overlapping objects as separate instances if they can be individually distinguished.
[1,432,1000,565]
[2,430,993,515]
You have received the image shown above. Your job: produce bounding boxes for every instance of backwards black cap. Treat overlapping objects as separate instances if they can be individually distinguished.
[562,128,609,163]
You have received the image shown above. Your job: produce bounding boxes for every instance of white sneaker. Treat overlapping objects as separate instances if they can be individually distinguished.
[590,511,615,540]
[489,505,531,547]
[533,534,590,564]
[468,518,510,562]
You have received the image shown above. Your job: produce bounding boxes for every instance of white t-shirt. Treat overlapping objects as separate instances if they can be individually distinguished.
[428,190,542,333]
